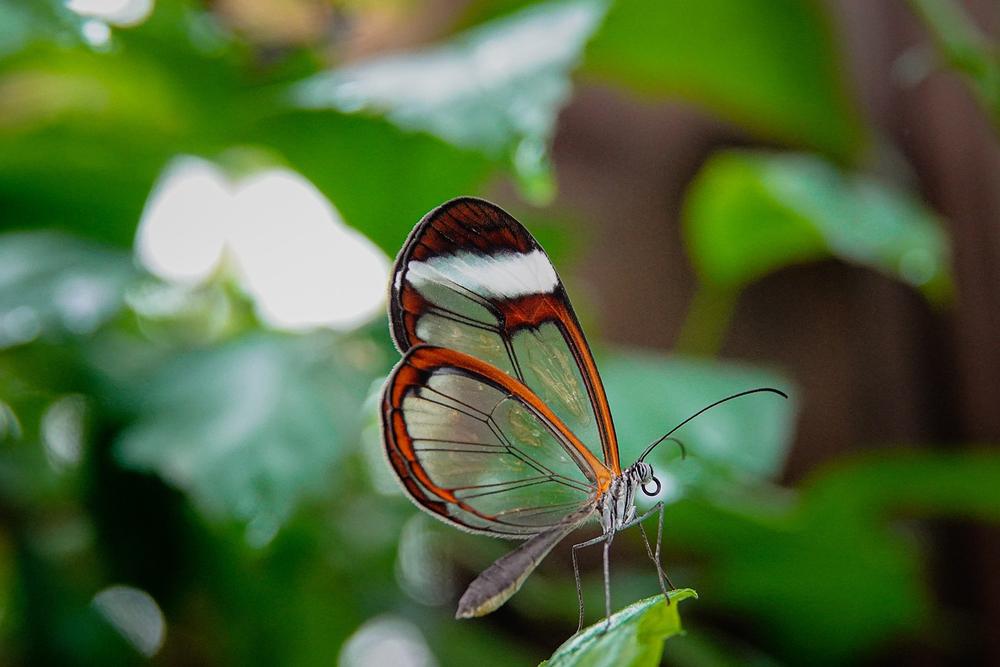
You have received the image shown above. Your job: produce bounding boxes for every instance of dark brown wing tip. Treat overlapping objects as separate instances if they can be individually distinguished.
[432,195,510,216]
[413,197,513,241]
[388,196,534,352]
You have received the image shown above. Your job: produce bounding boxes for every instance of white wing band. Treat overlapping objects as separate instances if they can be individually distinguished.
[408,249,558,300]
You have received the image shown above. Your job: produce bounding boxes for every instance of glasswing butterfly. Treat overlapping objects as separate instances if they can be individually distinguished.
[381,197,785,630]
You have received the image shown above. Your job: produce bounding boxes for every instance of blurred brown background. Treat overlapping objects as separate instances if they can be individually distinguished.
[552,1,1000,662]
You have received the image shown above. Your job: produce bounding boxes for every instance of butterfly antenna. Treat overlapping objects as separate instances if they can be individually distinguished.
[637,387,788,463]
[660,437,687,460]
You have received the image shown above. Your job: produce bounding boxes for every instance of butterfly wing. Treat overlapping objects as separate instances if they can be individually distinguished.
[382,345,611,537]
[389,197,622,473]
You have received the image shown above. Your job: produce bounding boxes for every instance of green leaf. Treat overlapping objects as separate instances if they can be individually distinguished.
[541,589,698,667]
[584,0,864,161]
[600,349,796,486]
[683,151,952,302]
[291,0,609,203]
[254,110,494,255]
[114,332,378,544]
[0,231,136,348]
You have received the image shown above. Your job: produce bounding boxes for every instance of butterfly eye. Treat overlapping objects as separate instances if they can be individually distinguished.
[641,475,661,497]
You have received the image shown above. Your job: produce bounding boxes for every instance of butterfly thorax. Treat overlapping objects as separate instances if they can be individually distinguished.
[598,462,654,534]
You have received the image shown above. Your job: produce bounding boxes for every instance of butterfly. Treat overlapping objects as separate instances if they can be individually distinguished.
[381,197,784,630]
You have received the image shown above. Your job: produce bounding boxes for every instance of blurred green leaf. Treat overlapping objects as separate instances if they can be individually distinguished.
[0,386,88,510]
[0,125,167,247]
[0,41,217,247]
[600,349,796,487]
[114,333,379,543]
[0,232,136,348]
[254,110,494,254]
[584,0,864,160]
[427,618,540,667]
[0,2,37,59]
[907,0,1000,130]
[668,449,1000,663]
[188,513,371,665]
[0,48,184,132]
[541,589,697,667]
[456,0,546,28]
[683,151,952,302]
[292,0,609,204]
[7,539,140,665]
[0,3,495,254]
[801,448,1000,525]
[664,627,784,667]
[0,0,83,59]
[0,2,295,248]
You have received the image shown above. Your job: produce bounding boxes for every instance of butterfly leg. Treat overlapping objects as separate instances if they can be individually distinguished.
[571,532,610,635]
[602,531,615,633]
[636,502,675,605]
[652,501,676,591]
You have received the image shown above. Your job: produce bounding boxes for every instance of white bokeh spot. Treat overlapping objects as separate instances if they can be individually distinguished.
[91,585,166,657]
[135,157,389,332]
[66,0,154,26]
[339,616,437,667]
[136,157,230,284]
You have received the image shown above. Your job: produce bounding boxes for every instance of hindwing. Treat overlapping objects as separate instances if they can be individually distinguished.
[382,345,609,536]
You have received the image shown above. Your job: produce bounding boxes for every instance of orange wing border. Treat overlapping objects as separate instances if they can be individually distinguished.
[381,345,612,537]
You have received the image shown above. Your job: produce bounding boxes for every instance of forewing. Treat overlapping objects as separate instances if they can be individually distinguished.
[382,345,607,537]
[390,197,622,472]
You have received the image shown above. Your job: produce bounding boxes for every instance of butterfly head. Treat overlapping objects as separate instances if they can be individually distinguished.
[630,461,660,497]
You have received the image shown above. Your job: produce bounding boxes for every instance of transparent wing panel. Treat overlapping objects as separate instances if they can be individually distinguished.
[399,368,596,533]
[414,312,515,377]
[510,322,600,453]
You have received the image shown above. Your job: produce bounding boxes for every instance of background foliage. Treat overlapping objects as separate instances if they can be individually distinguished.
[1,0,998,665]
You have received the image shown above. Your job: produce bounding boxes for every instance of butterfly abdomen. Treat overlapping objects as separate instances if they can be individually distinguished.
[456,510,589,619]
